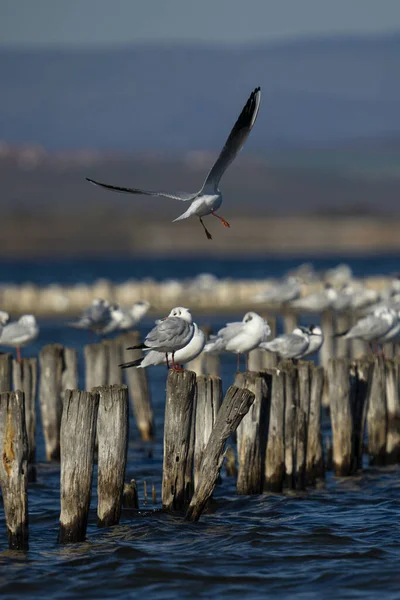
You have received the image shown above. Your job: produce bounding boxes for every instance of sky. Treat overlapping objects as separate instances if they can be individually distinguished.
[1,0,400,46]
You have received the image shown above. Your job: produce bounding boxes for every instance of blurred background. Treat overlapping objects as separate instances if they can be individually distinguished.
[1,0,400,257]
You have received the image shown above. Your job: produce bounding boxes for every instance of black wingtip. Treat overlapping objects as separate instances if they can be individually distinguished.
[126,344,145,350]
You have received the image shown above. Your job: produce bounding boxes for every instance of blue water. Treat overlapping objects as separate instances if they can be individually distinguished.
[1,254,400,599]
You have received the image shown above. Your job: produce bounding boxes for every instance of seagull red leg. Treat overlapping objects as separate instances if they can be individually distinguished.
[16,347,21,362]
[212,211,230,228]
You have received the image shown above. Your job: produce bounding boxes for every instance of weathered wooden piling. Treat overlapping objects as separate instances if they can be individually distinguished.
[203,353,220,378]
[13,358,37,482]
[367,356,387,466]
[282,361,298,488]
[235,371,270,494]
[321,311,334,407]
[39,344,64,461]
[306,364,324,484]
[328,358,354,475]
[194,375,222,490]
[0,390,29,551]
[103,339,123,385]
[120,331,154,440]
[59,389,100,543]
[352,358,373,469]
[335,313,350,358]
[185,385,255,522]
[61,348,78,396]
[96,385,129,527]
[84,342,108,390]
[265,368,286,492]
[385,359,400,464]
[294,361,312,490]
[162,370,196,511]
[248,349,265,372]
[122,480,139,509]
[282,311,297,334]
[0,353,12,392]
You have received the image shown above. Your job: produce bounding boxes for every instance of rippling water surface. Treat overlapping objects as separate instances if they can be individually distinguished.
[1,255,400,599]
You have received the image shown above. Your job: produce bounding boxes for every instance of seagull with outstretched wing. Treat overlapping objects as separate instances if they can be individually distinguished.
[86,87,261,240]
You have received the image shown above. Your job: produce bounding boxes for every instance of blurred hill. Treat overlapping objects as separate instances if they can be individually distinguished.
[1,32,400,151]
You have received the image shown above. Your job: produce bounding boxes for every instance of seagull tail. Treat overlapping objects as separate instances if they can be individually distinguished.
[119,358,143,369]
[126,344,145,350]
[172,207,193,222]
[333,330,349,338]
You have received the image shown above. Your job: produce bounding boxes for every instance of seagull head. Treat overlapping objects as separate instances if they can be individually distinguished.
[165,306,193,324]
[0,311,9,326]
[19,314,37,328]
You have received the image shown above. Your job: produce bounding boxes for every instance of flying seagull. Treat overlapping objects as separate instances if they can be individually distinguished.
[86,87,261,240]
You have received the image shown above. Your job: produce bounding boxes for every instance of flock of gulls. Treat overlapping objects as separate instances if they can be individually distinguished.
[1,263,400,367]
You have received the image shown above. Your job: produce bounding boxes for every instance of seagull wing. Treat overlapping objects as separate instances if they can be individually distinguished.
[145,317,189,350]
[201,87,261,192]
[86,178,196,202]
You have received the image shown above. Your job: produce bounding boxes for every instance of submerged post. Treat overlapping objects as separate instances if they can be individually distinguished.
[96,385,129,527]
[306,364,324,484]
[84,343,108,390]
[59,389,100,543]
[294,361,312,490]
[185,385,255,522]
[120,331,154,440]
[386,359,400,464]
[282,361,298,489]
[39,344,64,461]
[61,348,78,396]
[102,339,123,386]
[367,356,387,466]
[265,368,286,492]
[162,370,196,511]
[235,371,270,495]
[328,358,354,476]
[13,358,37,482]
[0,390,29,551]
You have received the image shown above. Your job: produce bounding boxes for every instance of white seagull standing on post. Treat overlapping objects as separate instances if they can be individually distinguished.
[86,87,261,240]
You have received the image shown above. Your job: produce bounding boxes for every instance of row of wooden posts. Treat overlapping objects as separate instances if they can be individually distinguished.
[2,338,400,551]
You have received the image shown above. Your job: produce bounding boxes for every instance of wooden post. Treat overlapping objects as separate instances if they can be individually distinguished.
[321,311,334,407]
[282,360,297,489]
[13,358,37,482]
[352,358,373,469]
[367,356,387,466]
[282,311,297,334]
[294,361,311,490]
[162,370,196,511]
[122,480,139,509]
[0,390,29,551]
[335,313,350,358]
[194,375,222,490]
[265,368,286,492]
[84,343,108,390]
[235,371,270,494]
[328,358,354,475]
[0,353,12,392]
[39,344,64,461]
[59,389,100,543]
[306,364,324,484]
[120,332,154,441]
[102,339,123,385]
[96,384,129,527]
[61,348,78,396]
[386,359,400,464]
[185,385,255,522]
[203,353,220,378]
[248,349,265,372]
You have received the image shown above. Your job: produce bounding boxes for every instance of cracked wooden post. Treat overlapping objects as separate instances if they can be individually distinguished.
[96,384,129,527]
[321,311,334,407]
[61,348,78,397]
[102,339,123,385]
[328,358,354,475]
[282,360,298,489]
[122,480,139,509]
[194,375,222,490]
[39,344,64,461]
[353,358,373,470]
[235,371,270,494]
[367,356,387,466]
[185,385,255,522]
[335,313,350,358]
[58,389,100,543]
[13,358,37,482]
[306,364,324,484]
[162,370,196,511]
[265,368,286,492]
[294,361,312,490]
[120,331,154,440]
[386,359,400,464]
[248,349,265,372]
[84,343,108,390]
[0,390,29,551]
[0,353,12,392]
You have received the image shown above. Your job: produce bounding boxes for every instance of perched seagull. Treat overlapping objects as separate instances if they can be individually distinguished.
[290,285,338,313]
[0,311,9,335]
[336,306,397,344]
[298,325,324,357]
[376,311,400,344]
[260,327,310,360]
[119,300,151,331]
[120,322,205,370]
[205,311,270,369]
[124,306,194,369]
[100,305,125,335]
[0,315,39,361]
[70,298,112,335]
[253,276,301,305]
[86,87,261,240]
